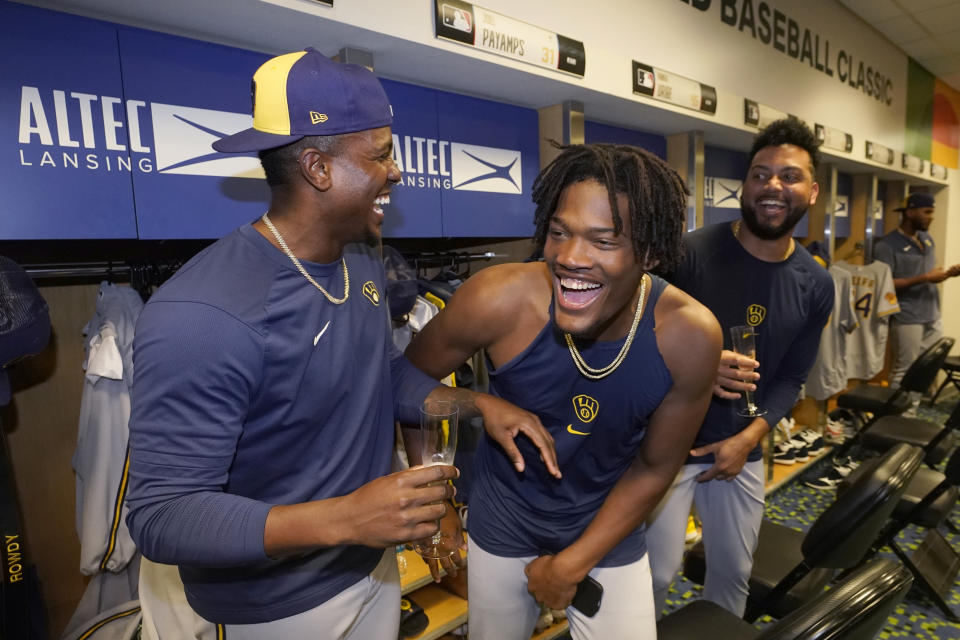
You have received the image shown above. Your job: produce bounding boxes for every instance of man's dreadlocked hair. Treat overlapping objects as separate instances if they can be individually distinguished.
[748,117,821,172]
[531,143,688,273]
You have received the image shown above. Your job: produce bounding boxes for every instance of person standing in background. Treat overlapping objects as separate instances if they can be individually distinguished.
[874,193,960,412]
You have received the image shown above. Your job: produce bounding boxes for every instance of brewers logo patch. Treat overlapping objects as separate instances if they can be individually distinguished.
[362,281,380,306]
[746,304,766,326]
[567,395,599,436]
[572,394,599,423]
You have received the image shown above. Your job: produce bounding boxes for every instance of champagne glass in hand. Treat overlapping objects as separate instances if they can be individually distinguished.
[729,325,766,418]
[412,399,460,560]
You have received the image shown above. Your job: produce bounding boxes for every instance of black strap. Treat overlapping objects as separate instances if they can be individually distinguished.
[0,418,48,639]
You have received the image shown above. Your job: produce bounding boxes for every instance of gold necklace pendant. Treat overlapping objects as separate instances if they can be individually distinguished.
[261,213,349,304]
[564,275,647,380]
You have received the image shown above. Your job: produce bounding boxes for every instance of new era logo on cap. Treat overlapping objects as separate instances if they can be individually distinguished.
[213,48,393,153]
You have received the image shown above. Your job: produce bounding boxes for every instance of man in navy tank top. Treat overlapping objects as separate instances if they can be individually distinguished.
[407,144,722,639]
[646,118,834,617]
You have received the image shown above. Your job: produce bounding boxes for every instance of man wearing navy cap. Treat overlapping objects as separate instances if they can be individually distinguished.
[874,193,960,408]
[126,48,557,638]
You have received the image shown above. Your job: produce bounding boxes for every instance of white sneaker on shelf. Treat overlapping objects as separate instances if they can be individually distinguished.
[788,436,810,462]
[773,441,797,465]
[777,417,796,438]
[824,418,846,444]
[795,428,825,456]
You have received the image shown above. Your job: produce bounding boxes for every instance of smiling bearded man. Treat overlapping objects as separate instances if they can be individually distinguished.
[406,143,722,640]
[646,117,834,619]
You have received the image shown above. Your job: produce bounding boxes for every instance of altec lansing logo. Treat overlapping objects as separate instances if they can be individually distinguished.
[17,86,264,178]
[391,135,523,194]
[704,177,742,208]
[16,86,524,195]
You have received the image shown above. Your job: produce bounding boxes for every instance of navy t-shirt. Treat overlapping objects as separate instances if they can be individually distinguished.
[126,224,438,624]
[666,223,833,463]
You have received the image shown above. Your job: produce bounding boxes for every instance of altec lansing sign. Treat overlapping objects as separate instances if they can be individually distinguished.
[16,86,523,195]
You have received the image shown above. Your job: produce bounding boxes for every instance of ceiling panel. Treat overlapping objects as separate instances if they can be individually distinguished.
[913,4,960,35]
[923,53,960,77]
[841,0,960,92]
[872,15,928,43]
[900,38,947,59]
[899,0,957,11]
[838,0,903,22]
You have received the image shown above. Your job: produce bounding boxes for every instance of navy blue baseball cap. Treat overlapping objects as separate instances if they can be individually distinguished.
[895,193,935,211]
[213,47,393,153]
[0,257,51,406]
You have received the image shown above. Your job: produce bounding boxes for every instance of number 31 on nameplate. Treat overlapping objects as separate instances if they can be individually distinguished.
[541,46,556,65]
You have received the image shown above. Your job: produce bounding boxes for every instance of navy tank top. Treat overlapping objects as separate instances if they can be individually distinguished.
[469,274,672,567]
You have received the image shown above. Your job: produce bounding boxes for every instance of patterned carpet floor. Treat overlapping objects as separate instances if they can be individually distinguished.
[661,397,960,639]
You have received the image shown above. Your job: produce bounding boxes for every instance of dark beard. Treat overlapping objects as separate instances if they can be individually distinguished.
[740,201,807,240]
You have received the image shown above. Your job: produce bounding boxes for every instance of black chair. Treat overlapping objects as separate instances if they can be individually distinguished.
[931,355,960,404]
[832,337,955,459]
[683,443,923,622]
[853,396,960,467]
[839,445,960,621]
[658,558,913,640]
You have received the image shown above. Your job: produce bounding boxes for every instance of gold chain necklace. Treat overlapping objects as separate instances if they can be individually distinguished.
[261,213,349,304]
[564,275,647,380]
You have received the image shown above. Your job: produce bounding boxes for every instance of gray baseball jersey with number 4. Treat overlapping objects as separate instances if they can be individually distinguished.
[834,261,899,379]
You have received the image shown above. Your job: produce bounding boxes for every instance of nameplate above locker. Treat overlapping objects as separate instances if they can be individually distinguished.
[632,61,717,115]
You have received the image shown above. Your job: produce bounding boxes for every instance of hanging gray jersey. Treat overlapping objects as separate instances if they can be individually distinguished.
[834,261,899,379]
[73,282,143,574]
[805,265,859,400]
[61,600,141,640]
[62,555,140,638]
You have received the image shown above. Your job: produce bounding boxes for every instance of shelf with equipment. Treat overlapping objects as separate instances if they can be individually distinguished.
[399,547,571,640]
[406,584,468,640]
[400,547,436,596]
[400,548,467,640]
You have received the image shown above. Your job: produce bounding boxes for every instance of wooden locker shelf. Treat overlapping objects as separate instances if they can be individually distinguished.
[404,583,468,640]
[400,548,436,595]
